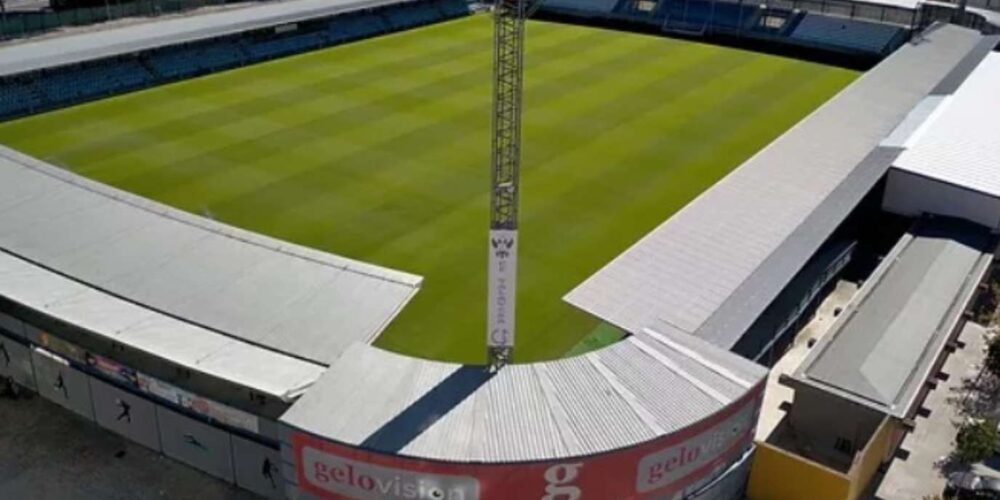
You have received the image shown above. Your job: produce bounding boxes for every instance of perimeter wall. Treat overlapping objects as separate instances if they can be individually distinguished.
[279,383,766,500]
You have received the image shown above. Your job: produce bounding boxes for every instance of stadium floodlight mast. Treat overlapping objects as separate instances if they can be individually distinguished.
[487,0,545,371]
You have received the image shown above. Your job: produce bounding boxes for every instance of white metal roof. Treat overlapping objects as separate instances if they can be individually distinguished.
[564,25,990,351]
[0,146,421,366]
[0,249,326,399]
[0,0,414,78]
[893,53,1000,198]
[280,329,767,462]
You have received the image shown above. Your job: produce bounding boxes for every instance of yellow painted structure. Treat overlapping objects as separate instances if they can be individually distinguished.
[748,416,900,500]
[848,417,897,499]
[747,441,850,500]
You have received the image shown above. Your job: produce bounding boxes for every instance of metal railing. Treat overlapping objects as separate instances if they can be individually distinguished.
[712,0,921,27]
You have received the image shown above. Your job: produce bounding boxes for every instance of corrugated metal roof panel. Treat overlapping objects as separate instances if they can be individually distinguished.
[282,336,767,463]
[595,342,722,432]
[538,355,655,455]
[403,365,568,462]
[640,323,766,385]
[280,344,460,443]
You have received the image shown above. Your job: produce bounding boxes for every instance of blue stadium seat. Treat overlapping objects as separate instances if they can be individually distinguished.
[35,59,153,105]
[435,0,470,17]
[543,0,620,15]
[329,13,388,41]
[0,0,464,120]
[0,80,43,117]
[384,2,445,30]
[788,14,904,54]
[711,2,759,29]
[659,0,759,32]
[244,32,328,60]
[147,39,247,79]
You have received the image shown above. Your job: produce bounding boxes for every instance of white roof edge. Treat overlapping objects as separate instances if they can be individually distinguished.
[0,249,327,398]
[892,52,1000,197]
[0,0,419,77]
[0,145,423,288]
[642,327,753,389]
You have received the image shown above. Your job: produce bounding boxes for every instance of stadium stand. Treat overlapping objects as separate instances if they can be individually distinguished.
[659,0,761,32]
[545,0,921,57]
[748,9,803,36]
[244,32,329,61]
[0,79,43,118]
[383,0,446,28]
[436,0,473,16]
[788,14,907,55]
[0,0,468,120]
[35,59,153,104]
[544,0,620,15]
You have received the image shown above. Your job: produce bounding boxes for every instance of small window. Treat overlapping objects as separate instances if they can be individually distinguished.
[633,0,656,11]
[759,15,787,29]
[834,437,854,455]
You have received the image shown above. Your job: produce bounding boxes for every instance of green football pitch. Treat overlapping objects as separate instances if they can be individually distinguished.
[0,16,857,364]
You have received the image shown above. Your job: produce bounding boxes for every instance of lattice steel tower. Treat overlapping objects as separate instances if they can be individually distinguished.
[486,0,528,370]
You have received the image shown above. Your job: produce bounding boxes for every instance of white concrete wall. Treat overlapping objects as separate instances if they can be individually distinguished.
[883,168,1000,231]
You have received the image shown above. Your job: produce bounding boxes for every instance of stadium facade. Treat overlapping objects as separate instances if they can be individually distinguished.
[0,1,998,499]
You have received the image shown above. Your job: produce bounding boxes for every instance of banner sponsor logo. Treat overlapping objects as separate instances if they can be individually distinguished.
[635,394,758,493]
[137,372,182,402]
[541,463,582,500]
[136,372,259,433]
[37,332,85,364]
[86,352,139,388]
[487,229,517,348]
[302,446,479,499]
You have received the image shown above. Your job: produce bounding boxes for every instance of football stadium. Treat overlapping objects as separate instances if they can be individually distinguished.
[0,16,857,363]
[0,0,997,497]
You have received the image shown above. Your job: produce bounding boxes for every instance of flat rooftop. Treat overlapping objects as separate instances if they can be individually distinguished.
[792,218,993,417]
[0,254,326,400]
[893,52,1000,198]
[0,145,421,369]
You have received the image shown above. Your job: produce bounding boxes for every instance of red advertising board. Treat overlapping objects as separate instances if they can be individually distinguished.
[291,382,763,500]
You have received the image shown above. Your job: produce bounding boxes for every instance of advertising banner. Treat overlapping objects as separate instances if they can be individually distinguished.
[487,229,517,349]
[37,331,86,364]
[179,392,259,434]
[136,372,259,433]
[292,382,763,500]
[86,352,139,388]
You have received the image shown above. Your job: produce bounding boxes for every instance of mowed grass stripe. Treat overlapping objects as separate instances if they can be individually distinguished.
[164,26,664,253]
[57,20,597,205]
[0,16,857,362]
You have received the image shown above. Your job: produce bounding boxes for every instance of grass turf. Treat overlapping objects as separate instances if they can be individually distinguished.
[0,16,857,364]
